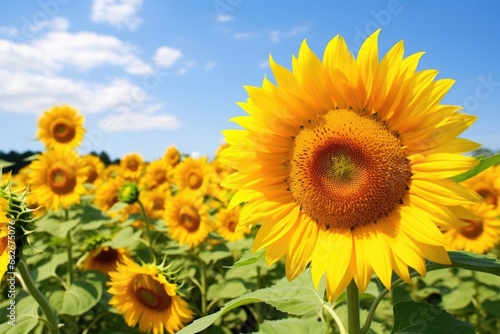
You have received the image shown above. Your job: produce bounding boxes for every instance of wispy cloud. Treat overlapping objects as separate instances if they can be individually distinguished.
[91,0,143,31]
[216,14,233,23]
[270,25,309,42]
[98,111,181,131]
[153,46,183,68]
[232,31,260,40]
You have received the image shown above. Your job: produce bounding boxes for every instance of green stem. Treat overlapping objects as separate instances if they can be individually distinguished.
[200,259,207,316]
[323,303,347,334]
[64,209,74,287]
[347,280,360,334]
[17,259,60,334]
[138,199,155,262]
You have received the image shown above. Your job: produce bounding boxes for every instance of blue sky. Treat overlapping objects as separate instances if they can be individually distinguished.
[1,0,499,161]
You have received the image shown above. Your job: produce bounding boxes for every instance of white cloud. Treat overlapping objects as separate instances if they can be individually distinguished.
[270,26,309,42]
[177,60,196,75]
[91,0,143,30]
[153,46,182,68]
[232,32,260,40]
[98,111,181,131]
[216,14,233,23]
[0,18,182,132]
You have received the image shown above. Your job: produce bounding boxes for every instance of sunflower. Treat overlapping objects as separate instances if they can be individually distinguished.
[220,30,482,300]
[29,148,88,210]
[164,192,211,248]
[108,257,193,334]
[94,177,125,216]
[102,164,122,180]
[0,196,11,281]
[443,203,500,254]
[120,153,144,180]
[81,246,130,274]
[215,206,249,242]
[142,159,171,191]
[81,154,105,185]
[140,186,169,220]
[37,105,85,149]
[163,145,181,168]
[173,157,213,196]
[462,164,500,211]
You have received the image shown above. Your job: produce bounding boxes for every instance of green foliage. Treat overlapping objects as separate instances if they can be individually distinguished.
[451,153,500,183]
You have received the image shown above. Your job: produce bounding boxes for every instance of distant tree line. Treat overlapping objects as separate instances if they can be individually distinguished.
[0,150,120,175]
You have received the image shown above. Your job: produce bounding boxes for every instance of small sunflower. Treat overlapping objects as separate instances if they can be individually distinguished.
[94,177,124,215]
[163,145,181,168]
[140,186,169,220]
[142,159,171,190]
[173,157,213,196]
[443,203,500,254]
[108,257,193,334]
[29,148,88,210]
[120,153,145,180]
[215,206,249,242]
[164,193,211,248]
[37,105,85,149]
[81,246,130,274]
[462,164,500,211]
[81,154,105,185]
[102,164,122,180]
[220,30,482,299]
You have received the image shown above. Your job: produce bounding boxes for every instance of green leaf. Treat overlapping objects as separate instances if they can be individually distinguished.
[177,269,325,334]
[482,298,500,317]
[427,251,500,276]
[36,213,79,238]
[450,153,500,183]
[199,244,232,264]
[45,271,107,316]
[391,300,475,334]
[0,295,40,334]
[207,279,250,301]
[254,318,326,334]
[441,282,475,310]
[0,159,15,168]
[228,248,265,268]
[29,252,67,282]
[107,226,142,249]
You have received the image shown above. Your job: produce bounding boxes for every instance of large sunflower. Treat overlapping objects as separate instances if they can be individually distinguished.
[37,105,85,149]
[443,202,500,254]
[164,192,212,248]
[108,257,193,334]
[29,148,88,210]
[220,30,482,299]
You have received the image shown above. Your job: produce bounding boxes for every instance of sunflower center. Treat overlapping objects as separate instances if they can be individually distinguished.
[46,162,77,195]
[153,198,165,211]
[179,205,200,232]
[154,169,167,184]
[286,109,411,229]
[127,159,139,171]
[133,274,172,311]
[460,219,484,239]
[51,119,76,143]
[227,219,237,232]
[187,172,203,190]
[86,167,98,184]
[475,185,497,206]
[94,248,118,263]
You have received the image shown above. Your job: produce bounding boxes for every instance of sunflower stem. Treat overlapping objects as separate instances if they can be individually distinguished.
[63,209,74,287]
[322,303,347,334]
[17,259,60,334]
[138,199,156,263]
[346,280,360,334]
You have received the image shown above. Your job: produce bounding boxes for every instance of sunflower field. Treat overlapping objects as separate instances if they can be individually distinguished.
[2,31,500,334]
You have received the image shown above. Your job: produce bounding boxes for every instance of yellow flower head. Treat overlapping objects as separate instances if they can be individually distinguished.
[29,148,88,210]
[173,156,213,196]
[120,153,144,180]
[163,145,181,168]
[220,30,482,300]
[81,246,130,274]
[37,105,85,149]
[462,164,500,213]
[443,202,500,254]
[164,192,212,248]
[142,159,171,191]
[215,206,249,242]
[81,154,105,185]
[108,257,193,334]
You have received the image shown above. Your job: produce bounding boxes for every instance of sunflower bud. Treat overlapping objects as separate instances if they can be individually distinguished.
[118,182,140,204]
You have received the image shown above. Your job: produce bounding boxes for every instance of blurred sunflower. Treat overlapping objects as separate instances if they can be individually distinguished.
[29,148,88,210]
[102,164,121,180]
[0,196,11,281]
[81,246,130,274]
[37,105,85,149]
[443,202,500,254]
[120,153,144,180]
[462,164,500,211]
[81,154,105,185]
[142,159,171,190]
[174,157,212,196]
[164,193,211,248]
[163,145,181,168]
[220,30,482,299]
[108,257,193,334]
[140,186,169,220]
[215,206,248,242]
[94,177,124,215]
